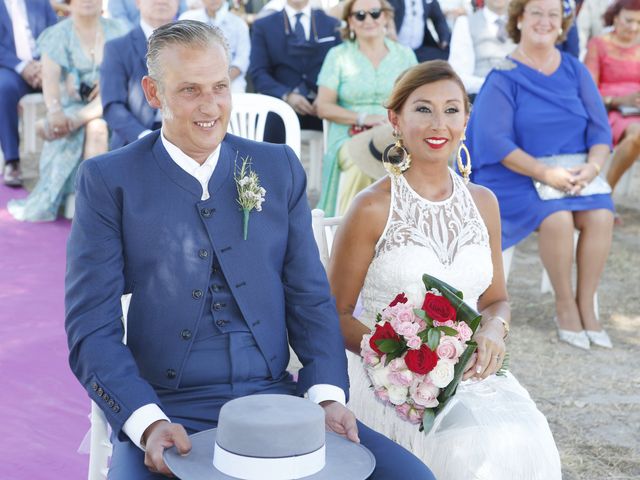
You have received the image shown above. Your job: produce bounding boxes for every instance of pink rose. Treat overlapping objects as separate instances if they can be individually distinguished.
[406,335,422,350]
[395,320,420,338]
[433,319,456,328]
[395,403,424,424]
[456,321,473,342]
[374,387,389,403]
[436,336,464,362]
[410,379,440,408]
[388,358,414,387]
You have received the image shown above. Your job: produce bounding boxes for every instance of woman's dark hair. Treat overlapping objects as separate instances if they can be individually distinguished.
[603,0,640,26]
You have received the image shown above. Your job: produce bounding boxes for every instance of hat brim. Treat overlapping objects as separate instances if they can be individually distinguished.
[164,429,376,480]
[346,124,396,180]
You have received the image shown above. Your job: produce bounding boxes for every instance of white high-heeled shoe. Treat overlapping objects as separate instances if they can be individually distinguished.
[586,329,613,348]
[554,318,590,350]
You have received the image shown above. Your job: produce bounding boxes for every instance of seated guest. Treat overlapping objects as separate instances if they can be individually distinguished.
[0,0,57,187]
[179,0,251,92]
[449,0,516,98]
[466,0,615,349]
[315,0,417,216]
[109,0,186,30]
[585,0,640,194]
[577,0,612,58]
[7,0,127,221]
[387,0,451,61]
[101,0,180,150]
[249,0,341,143]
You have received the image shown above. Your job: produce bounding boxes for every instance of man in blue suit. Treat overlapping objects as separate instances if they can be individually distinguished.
[65,20,435,479]
[249,0,341,143]
[0,0,57,186]
[108,0,187,31]
[388,0,451,61]
[101,0,179,150]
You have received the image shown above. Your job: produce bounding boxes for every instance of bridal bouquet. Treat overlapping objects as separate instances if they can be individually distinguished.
[361,274,482,432]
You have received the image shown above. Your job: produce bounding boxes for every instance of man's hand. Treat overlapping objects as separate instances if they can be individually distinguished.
[286,92,315,116]
[21,60,42,89]
[142,420,192,477]
[320,400,360,444]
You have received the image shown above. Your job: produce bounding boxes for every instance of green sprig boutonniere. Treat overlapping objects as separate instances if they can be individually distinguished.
[234,155,266,240]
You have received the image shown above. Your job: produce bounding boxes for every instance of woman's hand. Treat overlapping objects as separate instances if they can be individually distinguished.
[541,166,578,193]
[462,319,506,381]
[45,110,71,139]
[568,162,599,194]
[613,92,640,109]
[362,114,386,127]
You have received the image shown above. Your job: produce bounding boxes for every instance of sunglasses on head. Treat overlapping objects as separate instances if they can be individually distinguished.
[350,8,384,21]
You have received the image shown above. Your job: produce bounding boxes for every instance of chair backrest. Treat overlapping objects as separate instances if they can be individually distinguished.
[228,93,301,158]
[311,209,343,269]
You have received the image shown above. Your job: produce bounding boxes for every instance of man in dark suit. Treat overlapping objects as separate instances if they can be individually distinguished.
[101,0,179,150]
[388,0,451,61]
[66,20,435,479]
[0,0,57,186]
[249,0,341,143]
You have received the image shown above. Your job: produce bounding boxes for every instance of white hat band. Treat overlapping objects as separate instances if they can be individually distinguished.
[213,442,326,480]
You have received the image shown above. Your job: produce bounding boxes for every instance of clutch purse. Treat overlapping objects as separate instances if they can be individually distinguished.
[533,153,612,200]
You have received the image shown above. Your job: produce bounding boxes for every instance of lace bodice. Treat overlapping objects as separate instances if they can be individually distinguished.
[360,170,493,327]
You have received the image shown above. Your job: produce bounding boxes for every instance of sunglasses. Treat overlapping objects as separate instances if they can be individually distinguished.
[350,8,385,21]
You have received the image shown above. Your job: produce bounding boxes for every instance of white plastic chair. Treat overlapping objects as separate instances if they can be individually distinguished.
[301,129,324,195]
[19,93,44,155]
[311,208,343,268]
[228,93,301,158]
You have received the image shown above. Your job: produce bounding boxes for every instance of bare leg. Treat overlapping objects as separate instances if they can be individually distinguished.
[607,123,640,191]
[573,209,614,331]
[83,118,109,160]
[538,211,581,331]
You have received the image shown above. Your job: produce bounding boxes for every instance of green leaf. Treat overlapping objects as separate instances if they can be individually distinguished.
[376,313,382,323]
[376,339,403,354]
[413,308,433,327]
[496,351,511,376]
[427,328,441,351]
[422,273,464,300]
[437,326,459,336]
[436,340,478,414]
[421,409,436,433]
[384,351,402,366]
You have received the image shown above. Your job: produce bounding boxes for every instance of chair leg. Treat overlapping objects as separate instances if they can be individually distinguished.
[502,246,515,283]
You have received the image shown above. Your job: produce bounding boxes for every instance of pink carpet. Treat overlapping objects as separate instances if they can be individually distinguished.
[0,184,88,479]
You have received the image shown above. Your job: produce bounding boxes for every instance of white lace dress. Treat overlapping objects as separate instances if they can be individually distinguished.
[347,171,562,480]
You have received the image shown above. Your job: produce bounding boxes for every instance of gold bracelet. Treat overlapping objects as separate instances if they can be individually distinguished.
[589,161,601,175]
[491,316,510,340]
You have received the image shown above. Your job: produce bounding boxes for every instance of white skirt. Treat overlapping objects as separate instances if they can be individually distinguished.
[347,351,562,480]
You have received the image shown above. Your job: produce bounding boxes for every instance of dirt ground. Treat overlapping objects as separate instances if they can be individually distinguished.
[506,183,640,479]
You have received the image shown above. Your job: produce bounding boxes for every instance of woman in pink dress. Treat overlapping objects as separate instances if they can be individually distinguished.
[585,0,640,193]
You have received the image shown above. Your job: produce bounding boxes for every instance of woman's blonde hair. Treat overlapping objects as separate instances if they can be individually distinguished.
[340,0,395,40]
[506,0,574,44]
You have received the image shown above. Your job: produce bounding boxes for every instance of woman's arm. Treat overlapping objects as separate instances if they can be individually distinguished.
[327,184,389,353]
[315,86,386,127]
[41,53,71,138]
[502,148,581,194]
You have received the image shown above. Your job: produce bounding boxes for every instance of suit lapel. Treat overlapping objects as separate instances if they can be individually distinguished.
[131,26,148,72]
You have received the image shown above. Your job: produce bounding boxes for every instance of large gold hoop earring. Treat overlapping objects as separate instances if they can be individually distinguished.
[382,131,411,177]
[456,131,472,184]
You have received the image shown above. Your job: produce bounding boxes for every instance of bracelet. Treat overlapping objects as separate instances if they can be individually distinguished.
[589,161,601,175]
[491,316,510,340]
[356,112,367,127]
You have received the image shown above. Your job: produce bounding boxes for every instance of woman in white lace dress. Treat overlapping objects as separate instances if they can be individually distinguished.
[327,60,562,480]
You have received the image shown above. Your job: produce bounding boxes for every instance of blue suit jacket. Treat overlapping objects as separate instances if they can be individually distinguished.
[0,0,57,70]
[65,132,349,437]
[249,9,341,100]
[101,26,156,150]
[388,0,450,49]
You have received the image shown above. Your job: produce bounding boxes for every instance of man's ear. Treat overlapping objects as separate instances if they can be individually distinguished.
[141,76,162,109]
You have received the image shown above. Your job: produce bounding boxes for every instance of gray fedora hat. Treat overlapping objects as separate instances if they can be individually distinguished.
[164,394,376,480]
[346,123,396,180]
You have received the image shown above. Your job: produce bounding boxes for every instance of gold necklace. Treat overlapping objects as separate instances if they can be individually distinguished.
[517,46,556,73]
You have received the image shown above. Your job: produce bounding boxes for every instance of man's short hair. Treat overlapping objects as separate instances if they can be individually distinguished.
[147,20,230,82]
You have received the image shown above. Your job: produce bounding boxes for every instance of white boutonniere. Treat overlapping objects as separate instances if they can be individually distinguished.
[234,155,266,240]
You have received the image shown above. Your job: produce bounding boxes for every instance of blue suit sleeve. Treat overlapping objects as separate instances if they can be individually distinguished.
[574,58,611,149]
[65,159,162,439]
[101,39,148,144]
[279,145,350,399]
[467,72,519,169]
[249,20,290,99]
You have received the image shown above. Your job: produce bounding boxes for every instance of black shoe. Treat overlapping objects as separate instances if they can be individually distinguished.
[3,162,23,187]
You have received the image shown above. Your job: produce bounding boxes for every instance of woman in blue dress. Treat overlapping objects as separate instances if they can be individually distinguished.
[7,0,126,222]
[466,0,614,349]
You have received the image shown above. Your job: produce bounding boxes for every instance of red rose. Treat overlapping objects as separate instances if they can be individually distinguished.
[389,293,409,307]
[404,344,439,375]
[369,322,401,355]
[421,293,457,322]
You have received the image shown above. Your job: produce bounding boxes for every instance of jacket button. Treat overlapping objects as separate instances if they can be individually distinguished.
[201,208,213,218]
[166,369,177,379]
[216,319,226,327]
[91,383,98,391]
[113,405,120,413]
[103,393,110,402]
[198,249,208,259]
[181,329,192,340]
[108,399,115,408]
[213,302,223,311]
[192,289,203,299]
[97,387,104,396]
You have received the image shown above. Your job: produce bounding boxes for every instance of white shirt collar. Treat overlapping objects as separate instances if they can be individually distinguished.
[284,3,312,25]
[160,129,221,201]
[139,19,155,40]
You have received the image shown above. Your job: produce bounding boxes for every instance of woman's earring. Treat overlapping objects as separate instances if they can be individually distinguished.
[516,22,522,30]
[349,29,355,41]
[558,28,563,36]
[383,130,411,177]
[456,131,472,184]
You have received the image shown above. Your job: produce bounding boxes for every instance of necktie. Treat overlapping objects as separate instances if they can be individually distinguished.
[294,12,306,43]
[495,17,507,43]
[9,0,33,61]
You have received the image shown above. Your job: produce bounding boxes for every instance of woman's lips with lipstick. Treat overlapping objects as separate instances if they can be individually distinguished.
[425,137,448,149]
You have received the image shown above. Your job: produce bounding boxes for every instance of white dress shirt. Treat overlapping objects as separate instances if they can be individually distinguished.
[449,8,504,94]
[284,3,312,41]
[4,0,36,73]
[398,0,425,50]
[122,131,345,449]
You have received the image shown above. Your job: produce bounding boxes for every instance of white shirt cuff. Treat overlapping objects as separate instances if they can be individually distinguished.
[307,384,346,406]
[122,403,170,450]
[15,60,28,74]
[137,129,153,139]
